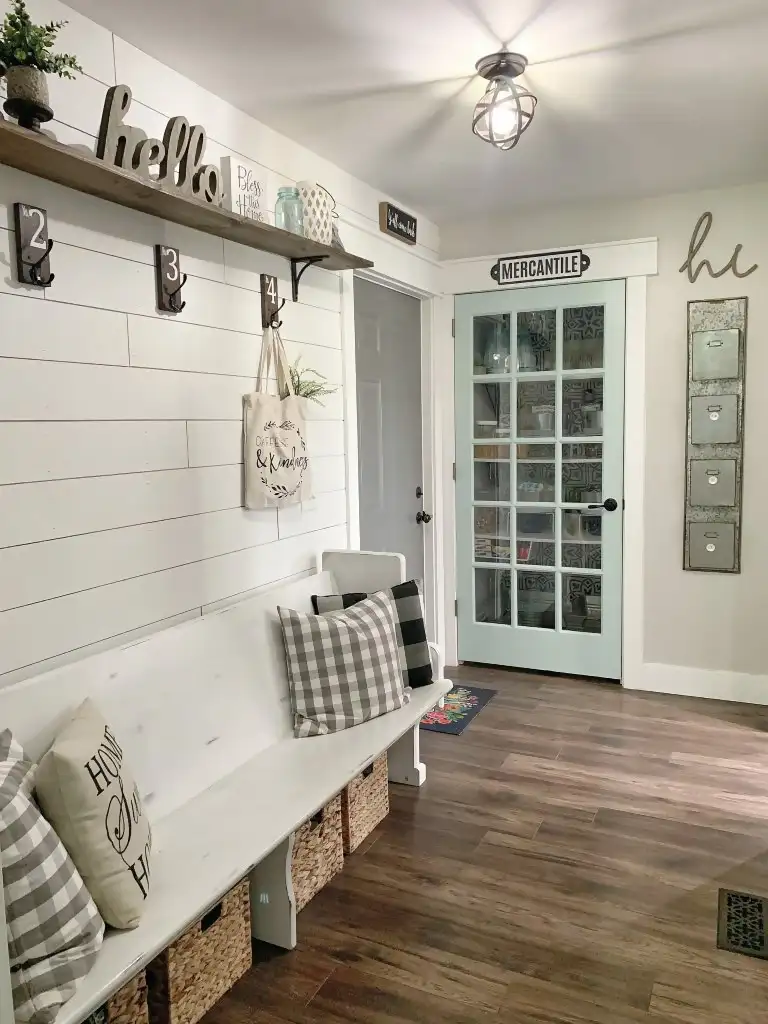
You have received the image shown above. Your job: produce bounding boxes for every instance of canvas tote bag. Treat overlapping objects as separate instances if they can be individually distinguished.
[243,326,312,509]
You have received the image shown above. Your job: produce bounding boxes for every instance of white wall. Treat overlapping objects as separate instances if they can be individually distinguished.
[0,1,440,686]
[441,181,768,700]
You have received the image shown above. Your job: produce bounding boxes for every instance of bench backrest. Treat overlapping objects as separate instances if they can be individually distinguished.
[0,571,335,824]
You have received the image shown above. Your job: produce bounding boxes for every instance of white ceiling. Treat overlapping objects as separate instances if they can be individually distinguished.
[66,0,768,225]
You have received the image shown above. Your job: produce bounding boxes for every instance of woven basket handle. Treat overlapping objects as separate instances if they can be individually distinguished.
[200,902,223,932]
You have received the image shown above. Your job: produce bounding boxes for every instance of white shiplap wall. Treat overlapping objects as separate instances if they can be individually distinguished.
[0,1,440,685]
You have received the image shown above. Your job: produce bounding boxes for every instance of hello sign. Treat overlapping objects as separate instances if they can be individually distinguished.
[96,84,223,206]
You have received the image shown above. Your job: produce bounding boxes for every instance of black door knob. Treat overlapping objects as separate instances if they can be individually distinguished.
[416,511,433,525]
[587,498,619,512]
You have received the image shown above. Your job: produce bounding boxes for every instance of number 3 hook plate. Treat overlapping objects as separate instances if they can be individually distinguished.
[155,244,187,313]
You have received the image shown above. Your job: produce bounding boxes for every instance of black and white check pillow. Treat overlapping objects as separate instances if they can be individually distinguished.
[279,590,409,738]
[0,730,104,1024]
[312,580,434,689]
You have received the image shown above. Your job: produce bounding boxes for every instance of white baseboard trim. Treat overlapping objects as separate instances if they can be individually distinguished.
[626,661,768,706]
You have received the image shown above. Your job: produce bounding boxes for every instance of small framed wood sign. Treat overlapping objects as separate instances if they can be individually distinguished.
[379,202,417,246]
[14,202,54,287]
[491,249,591,286]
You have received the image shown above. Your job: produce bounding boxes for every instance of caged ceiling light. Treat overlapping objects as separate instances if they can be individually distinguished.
[472,51,537,152]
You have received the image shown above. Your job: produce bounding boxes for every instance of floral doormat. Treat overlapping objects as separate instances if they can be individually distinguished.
[420,685,497,735]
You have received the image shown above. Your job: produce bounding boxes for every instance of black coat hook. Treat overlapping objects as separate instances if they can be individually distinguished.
[270,297,286,329]
[166,272,187,313]
[29,238,55,287]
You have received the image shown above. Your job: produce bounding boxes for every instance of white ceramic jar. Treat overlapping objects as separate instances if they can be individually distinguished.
[297,181,334,245]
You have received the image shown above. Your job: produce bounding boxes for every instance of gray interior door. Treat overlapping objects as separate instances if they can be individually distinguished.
[354,278,425,580]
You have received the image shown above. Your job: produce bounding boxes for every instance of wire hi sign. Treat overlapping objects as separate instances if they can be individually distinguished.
[379,202,417,246]
[491,249,591,285]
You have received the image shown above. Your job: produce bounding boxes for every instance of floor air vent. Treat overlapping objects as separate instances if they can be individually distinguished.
[717,888,768,959]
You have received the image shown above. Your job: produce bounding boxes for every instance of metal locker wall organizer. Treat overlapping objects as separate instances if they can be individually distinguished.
[684,299,747,573]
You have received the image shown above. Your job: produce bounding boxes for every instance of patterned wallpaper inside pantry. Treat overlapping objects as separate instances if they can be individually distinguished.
[0,2,439,686]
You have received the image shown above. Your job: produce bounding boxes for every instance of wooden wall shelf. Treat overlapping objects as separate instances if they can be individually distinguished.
[0,120,374,274]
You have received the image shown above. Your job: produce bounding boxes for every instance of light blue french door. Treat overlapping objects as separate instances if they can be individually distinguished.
[455,280,626,680]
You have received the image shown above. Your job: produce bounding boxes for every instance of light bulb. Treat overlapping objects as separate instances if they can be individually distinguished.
[489,97,520,139]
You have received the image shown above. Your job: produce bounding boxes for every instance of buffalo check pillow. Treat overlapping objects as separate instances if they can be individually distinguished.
[312,579,434,688]
[279,590,410,737]
[0,730,104,1024]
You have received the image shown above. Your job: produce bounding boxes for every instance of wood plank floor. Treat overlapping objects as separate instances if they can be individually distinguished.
[204,666,768,1024]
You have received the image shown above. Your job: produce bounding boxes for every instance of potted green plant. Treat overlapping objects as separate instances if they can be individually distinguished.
[280,359,338,405]
[0,0,82,130]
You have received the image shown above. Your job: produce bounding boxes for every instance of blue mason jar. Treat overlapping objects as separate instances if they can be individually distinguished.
[275,187,305,235]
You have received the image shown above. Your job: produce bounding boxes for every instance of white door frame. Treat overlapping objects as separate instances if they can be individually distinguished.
[341,267,443,642]
[436,239,658,687]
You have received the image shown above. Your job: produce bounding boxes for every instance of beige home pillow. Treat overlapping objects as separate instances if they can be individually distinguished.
[35,699,152,930]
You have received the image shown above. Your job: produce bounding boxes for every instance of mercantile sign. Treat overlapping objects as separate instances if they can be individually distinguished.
[491,249,591,285]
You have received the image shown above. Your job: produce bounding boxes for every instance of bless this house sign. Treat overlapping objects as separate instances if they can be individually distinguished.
[491,248,591,285]
[220,156,269,222]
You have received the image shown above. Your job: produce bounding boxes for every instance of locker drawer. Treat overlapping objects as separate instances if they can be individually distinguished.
[690,395,739,445]
[689,459,736,507]
[691,329,740,381]
[688,523,735,571]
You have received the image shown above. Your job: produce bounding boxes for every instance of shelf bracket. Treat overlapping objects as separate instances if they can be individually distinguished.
[290,255,328,302]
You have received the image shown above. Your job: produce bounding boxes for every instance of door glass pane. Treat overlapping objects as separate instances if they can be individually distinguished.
[474,382,511,439]
[563,443,602,460]
[564,305,605,370]
[516,511,555,566]
[474,506,511,563]
[562,377,604,436]
[474,454,511,502]
[562,460,602,504]
[517,310,556,373]
[475,568,511,624]
[516,444,556,503]
[473,314,511,375]
[518,380,556,438]
[563,574,602,633]
[562,509,602,569]
[517,571,556,629]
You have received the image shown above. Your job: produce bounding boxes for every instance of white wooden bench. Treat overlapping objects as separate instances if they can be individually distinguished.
[0,550,451,1024]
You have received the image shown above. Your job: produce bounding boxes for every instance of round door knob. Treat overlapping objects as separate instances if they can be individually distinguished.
[416,511,433,525]
[587,498,619,512]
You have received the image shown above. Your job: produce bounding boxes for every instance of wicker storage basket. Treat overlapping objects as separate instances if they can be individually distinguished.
[146,880,252,1024]
[291,795,343,912]
[83,972,149,1024]
[341,754,389,854]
